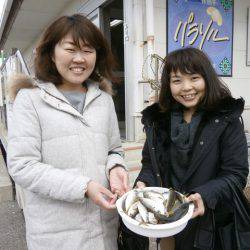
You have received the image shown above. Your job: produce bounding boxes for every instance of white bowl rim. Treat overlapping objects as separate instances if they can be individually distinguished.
[116,187,194,230]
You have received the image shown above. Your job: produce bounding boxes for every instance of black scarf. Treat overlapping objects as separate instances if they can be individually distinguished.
[170,111,203,188]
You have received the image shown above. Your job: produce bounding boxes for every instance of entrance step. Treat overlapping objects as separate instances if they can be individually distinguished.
[123,142,144,186]
[123,142,143,162]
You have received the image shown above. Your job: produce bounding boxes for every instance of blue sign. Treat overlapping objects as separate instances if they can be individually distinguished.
[167,0,233,76]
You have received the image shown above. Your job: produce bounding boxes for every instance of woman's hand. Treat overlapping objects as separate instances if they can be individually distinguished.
[86,181,117,210]
[136,181,146,189]
[109,166,130,197]
[186,193,205,218]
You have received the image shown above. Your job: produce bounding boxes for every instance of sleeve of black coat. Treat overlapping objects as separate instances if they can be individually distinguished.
[135,139,158,187]
[191,119,249,210]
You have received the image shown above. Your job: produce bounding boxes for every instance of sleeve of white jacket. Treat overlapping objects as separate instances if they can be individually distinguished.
[105,96,126,179]
[7,90,90,203]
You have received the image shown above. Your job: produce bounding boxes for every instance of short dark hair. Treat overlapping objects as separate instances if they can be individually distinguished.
[159,47,231,111]
[34,14,116,91]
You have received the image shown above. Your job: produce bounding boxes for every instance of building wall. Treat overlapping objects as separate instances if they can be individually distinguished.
[226,0,250,131]
[154,0,166,58]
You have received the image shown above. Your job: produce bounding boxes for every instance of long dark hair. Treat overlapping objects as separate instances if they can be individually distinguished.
[34,14,116,93]
[159,47,231,111]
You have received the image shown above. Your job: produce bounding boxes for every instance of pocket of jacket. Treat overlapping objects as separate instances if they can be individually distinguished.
[218,222,236,250]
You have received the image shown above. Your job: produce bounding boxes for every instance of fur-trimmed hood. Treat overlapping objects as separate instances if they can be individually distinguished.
[142,97,245,126]
[7,74,113,102]
[7,74,36,102]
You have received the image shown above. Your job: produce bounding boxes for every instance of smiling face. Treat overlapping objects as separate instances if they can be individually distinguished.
[170,70,206,113]
[53,33,97,91]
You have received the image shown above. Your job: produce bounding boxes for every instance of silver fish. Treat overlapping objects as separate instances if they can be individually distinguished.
[127,201,139,217]
[176,192,186,203]
[122,188,188,226]
[165,188,177,212]
[171,199,182,212]
[143,191,164,202]
[162,192,169,201]
[148,212,158,225]
[134,213,143,223]
[137,201,149,223]
[137,190,144,198]
[155,202,190,223]
[139,197,166,215]
[125,190,138,212]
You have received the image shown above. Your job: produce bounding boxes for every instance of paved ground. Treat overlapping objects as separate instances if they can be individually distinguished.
[0,201,27,250]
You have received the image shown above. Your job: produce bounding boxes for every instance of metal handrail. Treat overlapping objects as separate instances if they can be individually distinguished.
[0,49,30,75]
[0,49,31,134]
[15,50,30,75]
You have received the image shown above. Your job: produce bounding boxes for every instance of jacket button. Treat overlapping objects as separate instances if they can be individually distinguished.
[215,119,219,123]
[200,141,204,145]
[57,103,61,108]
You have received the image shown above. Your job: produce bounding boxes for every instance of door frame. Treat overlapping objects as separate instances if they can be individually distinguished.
[79,0,134,140]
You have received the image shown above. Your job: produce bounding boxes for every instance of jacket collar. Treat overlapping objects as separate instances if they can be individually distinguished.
[83,80,102,112]
[37,80,102,125]
[37,82,70,103]
[204,96,245,122]
[141,103,168,128]
[142,97,245,125]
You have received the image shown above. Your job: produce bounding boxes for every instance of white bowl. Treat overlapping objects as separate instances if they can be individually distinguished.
[116,187,194,238]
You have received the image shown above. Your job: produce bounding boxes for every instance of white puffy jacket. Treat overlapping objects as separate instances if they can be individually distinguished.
[7,79,125,250]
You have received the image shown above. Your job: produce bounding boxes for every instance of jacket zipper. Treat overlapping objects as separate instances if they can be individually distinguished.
[148,122,163,187]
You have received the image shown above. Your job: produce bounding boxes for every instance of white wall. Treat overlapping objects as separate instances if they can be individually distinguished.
[223,0,250,131]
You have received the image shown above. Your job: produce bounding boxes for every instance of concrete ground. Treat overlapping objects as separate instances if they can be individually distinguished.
[0,200,27,250]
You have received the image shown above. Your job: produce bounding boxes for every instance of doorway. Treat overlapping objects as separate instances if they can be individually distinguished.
[102,0,125,139]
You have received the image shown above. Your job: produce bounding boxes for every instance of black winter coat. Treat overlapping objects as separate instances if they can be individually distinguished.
[136,97,249,250]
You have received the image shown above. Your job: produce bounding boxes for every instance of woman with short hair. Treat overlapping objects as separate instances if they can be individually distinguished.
[136,47,249,250]
[7,14,129,250]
